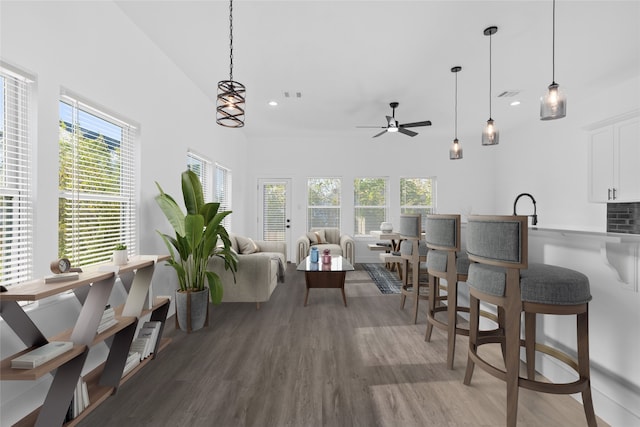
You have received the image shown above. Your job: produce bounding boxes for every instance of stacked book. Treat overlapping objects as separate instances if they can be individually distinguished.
[65,377,89,421]
[129,321,162,360]
[96,305,117,334]
[11,341,73,369]
[121,350,141,378]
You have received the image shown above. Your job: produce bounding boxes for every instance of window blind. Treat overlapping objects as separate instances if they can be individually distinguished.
[354,177,388,235]
[59,95,137,267]
[307,177,341,229]
[400,177,436,231]
[0,67,33,287]
[187,151,212,202]
[215,163,232,230]
[261,182,286,241]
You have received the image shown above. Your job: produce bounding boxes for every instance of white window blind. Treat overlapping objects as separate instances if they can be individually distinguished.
[354,177,388,235]
[187,151,212,202]
[400,177,436,231]
[59,94,137,267]
[0,66,33,287]
[215,163,232,231]
[307,177,341,229]
[261,182,286,241]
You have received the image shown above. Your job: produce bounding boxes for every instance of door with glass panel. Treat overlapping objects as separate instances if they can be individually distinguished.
[258,178,292,261]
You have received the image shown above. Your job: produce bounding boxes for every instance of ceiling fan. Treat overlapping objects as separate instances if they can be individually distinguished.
[357,102,432,138]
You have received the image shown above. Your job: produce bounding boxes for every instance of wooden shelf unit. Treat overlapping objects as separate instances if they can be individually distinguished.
[0,255,170,427]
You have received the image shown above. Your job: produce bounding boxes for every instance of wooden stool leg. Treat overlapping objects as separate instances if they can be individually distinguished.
[525,312,536,380]
[425,275,437,342]
[504,279,521,427]
[446,279,458,370]
[577,309,597,427]
[463,293,479,385]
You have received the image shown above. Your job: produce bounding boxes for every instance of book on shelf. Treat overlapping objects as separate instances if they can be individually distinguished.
[96,305,117,334]
[44,272,79,283]
[11,341,74,369]
[65,377,90,421]
[122,351,141,378]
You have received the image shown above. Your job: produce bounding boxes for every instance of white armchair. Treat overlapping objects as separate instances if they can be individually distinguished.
[296,227,355,265]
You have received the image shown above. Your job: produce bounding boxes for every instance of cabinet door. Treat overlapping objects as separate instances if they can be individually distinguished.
[615,117,640,202]
[588,126,614,202]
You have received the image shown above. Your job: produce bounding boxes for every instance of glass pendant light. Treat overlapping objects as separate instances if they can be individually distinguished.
[482,26,499,146]
[540,0,566,120]
[449,66,463,160]
[217,0,246,128]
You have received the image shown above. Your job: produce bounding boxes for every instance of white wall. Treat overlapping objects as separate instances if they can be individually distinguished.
[0,2,248,424]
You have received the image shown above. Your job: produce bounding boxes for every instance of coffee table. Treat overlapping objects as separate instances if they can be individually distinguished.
[296,255,355,306]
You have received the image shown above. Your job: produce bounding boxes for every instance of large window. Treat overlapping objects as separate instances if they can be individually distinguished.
[400,177,436,230]
[187,151,212,202]
[307,177,340,229]
[59,94,137,267]
[354,177,388,235]
[0,65,33,287]
[215,163,232,231]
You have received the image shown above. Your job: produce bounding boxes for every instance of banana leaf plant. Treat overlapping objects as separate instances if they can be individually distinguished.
[155,169,237,304]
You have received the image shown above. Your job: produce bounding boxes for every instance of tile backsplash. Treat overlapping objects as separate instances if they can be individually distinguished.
[607,202,640,234]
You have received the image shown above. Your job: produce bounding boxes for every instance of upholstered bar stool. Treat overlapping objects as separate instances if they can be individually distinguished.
[398,214,430,324]
[463,215,597,427]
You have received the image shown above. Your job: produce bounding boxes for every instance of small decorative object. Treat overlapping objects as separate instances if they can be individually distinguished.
[310,246,319,262]
[113,244,128,266]
[380,222,393,233]
[50,258,82,274]
[322,249,331,264]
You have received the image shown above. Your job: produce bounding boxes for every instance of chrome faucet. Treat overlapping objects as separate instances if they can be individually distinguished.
[513,193,538,226]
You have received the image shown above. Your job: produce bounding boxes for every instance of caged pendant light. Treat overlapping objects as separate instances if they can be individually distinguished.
[540,0,566,120]
[482,26,499,146]
[449,66,463,160]
[216,0,246,128]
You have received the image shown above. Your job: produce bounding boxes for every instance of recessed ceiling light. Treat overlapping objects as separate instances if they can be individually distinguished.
[510,100,521,106]
[268,101,278,106]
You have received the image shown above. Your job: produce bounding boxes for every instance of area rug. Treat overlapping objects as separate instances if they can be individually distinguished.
[359,263,402,294]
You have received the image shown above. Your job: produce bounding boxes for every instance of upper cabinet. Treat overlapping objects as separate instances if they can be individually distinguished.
[588,114,640,203]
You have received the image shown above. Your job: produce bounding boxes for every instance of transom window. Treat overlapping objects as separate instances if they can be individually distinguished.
[354,177,388,235]
[400,177,436,230]
[58,93,137,267]
[0,65,33,287]
[307,177,341,229]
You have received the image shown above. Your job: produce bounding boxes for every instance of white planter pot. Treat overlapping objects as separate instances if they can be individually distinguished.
[113,250,128,266]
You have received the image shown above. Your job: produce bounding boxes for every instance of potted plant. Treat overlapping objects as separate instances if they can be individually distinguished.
[155,169,237,332]
[113,243,128,266]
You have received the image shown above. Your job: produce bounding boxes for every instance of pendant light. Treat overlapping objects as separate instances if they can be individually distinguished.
[540,0,566,120]
[216,0,246,128]
[449,66,463,160]
[482,26,499,146]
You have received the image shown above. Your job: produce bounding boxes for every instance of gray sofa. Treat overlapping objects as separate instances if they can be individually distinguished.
[296,227,355,265]
[207,234,286,309]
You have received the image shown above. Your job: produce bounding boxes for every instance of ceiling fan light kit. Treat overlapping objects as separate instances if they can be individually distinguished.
[482,26,499,146]
[540,0,567,120]
[217,0,246,128]
[357,101,431,138]
[449,66,463,160]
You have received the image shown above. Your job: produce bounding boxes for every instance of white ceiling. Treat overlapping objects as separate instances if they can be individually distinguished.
[115,0,640,140]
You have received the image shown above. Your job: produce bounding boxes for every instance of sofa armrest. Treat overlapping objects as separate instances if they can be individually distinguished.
[296,236,311,264]
[255,240,287,259]
[339,234,355,265]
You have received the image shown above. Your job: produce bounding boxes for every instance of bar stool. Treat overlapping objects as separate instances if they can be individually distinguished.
[424,214,498,370]
[463,215,597,427]
[398,214,429,324]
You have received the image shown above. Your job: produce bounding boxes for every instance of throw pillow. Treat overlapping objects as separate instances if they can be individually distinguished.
[306,229,326,245]
[236,235,259,254]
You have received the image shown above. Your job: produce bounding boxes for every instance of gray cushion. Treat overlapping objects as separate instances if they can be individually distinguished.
[427,250,470,275]
[399,240,428,256]
[467,262,592,305]
[466,219,522,263]
[425,217,457,248]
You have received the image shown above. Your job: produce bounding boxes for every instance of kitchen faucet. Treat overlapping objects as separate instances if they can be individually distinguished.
[513,193,538,225]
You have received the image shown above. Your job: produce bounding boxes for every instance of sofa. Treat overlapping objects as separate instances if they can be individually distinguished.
[207,234,286,309]
[296,227,355,265]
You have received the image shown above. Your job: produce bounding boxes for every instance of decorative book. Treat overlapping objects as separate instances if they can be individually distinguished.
[44,272,79,283]
[11,341,74,369]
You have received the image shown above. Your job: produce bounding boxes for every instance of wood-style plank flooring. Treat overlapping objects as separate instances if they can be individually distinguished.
[79,264,607,427]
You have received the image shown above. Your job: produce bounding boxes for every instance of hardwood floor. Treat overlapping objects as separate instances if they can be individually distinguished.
[79,264,607,427]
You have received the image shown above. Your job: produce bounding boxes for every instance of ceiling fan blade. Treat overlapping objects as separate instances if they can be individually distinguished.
[372,129,388,138]
[400,120,432,128]
[398,127,418,137]
[357,126,386,128]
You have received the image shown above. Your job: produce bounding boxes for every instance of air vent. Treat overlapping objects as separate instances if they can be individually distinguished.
[497,90,520,98]
[283,91,302,98]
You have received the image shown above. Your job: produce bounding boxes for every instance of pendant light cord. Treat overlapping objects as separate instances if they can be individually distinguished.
[454,71,458,139]
[552,0,556,84]
[489,31,492,119]
[229,0,234,81]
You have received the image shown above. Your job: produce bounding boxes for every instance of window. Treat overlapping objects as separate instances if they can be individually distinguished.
[0,65,33,287]
[187,151,212,201]
[400,177,436,230]
[59,93,137,267]
[215,163,232,231]
[354,177,388,235]
[307,178,340,229]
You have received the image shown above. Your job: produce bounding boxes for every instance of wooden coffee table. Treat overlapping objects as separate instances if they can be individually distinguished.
[296,255,355,306]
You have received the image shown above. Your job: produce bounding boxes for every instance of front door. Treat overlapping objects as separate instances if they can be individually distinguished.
[258,178,293,261]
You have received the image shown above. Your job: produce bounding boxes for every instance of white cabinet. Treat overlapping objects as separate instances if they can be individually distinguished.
[588,115,640,203]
